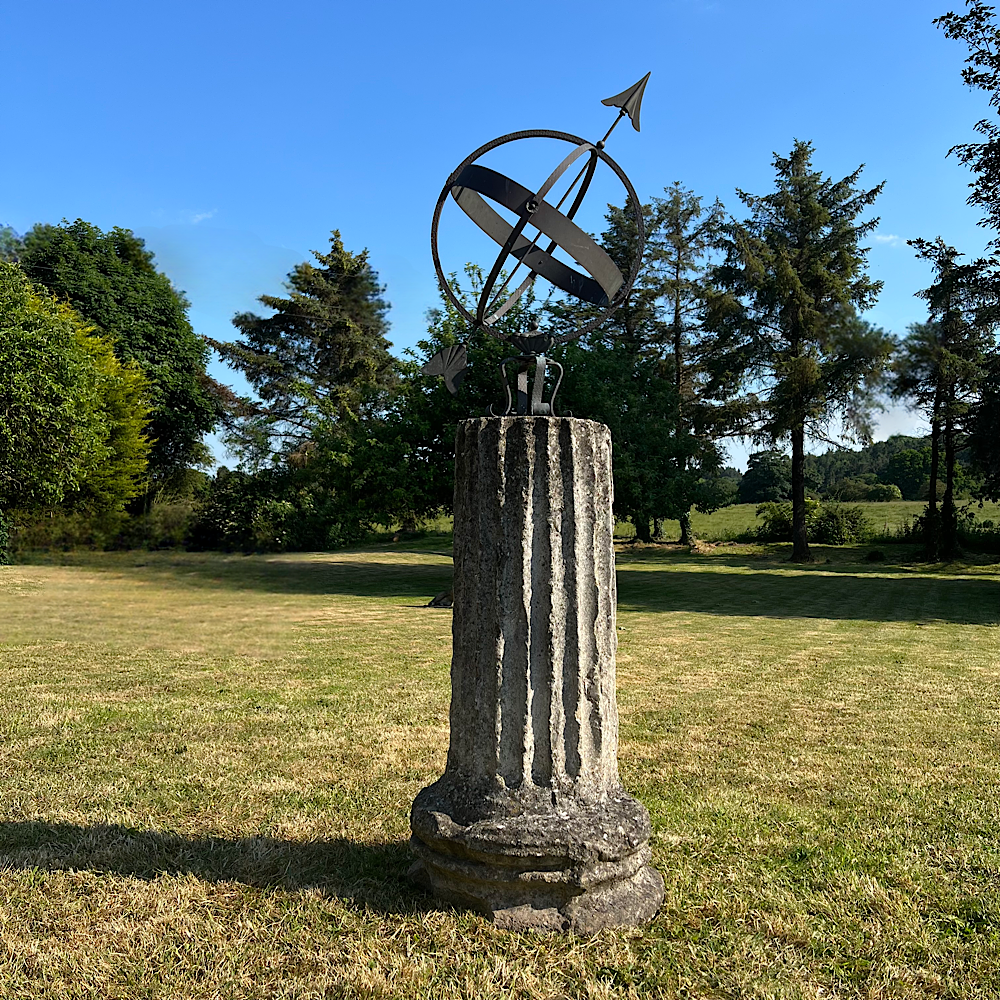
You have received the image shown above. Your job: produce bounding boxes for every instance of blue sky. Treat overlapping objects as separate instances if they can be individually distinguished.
[2,0,992,467]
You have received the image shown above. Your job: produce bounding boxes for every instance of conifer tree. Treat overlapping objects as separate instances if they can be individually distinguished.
[649,183,727,543]
[894,238,995,558]
[932,2,1000,504]
[212,230,394,466]
[703,141,893,562]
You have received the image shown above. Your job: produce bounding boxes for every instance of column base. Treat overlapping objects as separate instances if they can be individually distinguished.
[409,784,664,933]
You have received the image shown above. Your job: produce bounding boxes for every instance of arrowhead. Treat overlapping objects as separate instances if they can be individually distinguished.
[601,72,651,132]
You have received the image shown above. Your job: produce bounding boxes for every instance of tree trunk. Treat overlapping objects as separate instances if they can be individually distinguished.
[678,509,693,546]
[926,387,942,561]
[941,402,957,560]
[0,510,10,565]
[634,516,652,543]
[652,518,663,540]
[672,265,690,549]
[790,426,812,562]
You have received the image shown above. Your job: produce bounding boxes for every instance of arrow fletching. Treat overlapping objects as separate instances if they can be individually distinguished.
[421,343,468,395]
[601,72,651,132]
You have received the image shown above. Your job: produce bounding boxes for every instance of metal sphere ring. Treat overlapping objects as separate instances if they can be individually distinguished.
[430,129,644,344]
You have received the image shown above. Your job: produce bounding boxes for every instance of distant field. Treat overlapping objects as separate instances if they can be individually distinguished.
[418,501,1000,545]
[615,500,1000,542]
[1,544,999,997]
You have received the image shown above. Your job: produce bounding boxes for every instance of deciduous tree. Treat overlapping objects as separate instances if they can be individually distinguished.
[19,220,218,490]
[0,262,150,558]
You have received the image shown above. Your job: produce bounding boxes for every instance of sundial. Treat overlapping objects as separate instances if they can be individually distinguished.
[410,72,665,933]
[424,73,650,415]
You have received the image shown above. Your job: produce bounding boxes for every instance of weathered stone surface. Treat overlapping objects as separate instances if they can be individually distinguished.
[410,417,663,932]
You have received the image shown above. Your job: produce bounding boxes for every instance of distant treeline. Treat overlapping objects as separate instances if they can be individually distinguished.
[8,2,1000,566]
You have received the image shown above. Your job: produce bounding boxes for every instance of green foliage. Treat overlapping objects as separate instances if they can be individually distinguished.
[0,224,23,262]
[812,503,875,544]
[545,196,732,542]
[738,450,791,503]
[9,499,196,555]
[213,230,394,466]
[926,6,1000,502]
[883,445,933,500]
[935,1,1000,242]
[958,510,1000,552]
[704,140,892,561]
[72,326,152,511]
[804,436,929,498]
[826,475,903,502]
[646,184,730,540]
[754,499,819,541]
[969,356,1000,499]
[558,334,729,537]
[0,262,151,551]
[19,219,219,486]
[893,239,997,558]
[409,260,730,543]
[866,482,904,501]
[0,512,9,564]
[186,467,363,553]
[755,499,872,543]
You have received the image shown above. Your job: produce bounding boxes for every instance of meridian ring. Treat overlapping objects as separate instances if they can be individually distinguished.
[430,129,645,345]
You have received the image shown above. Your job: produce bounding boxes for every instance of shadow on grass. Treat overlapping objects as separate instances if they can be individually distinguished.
[616,566,1000,624]
[0,820,433,914]
[93,553,455,600]
[28,547,1000,625]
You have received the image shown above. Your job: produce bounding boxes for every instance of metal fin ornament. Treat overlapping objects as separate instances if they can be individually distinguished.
[421,343,468,395]
[601,72,651,132]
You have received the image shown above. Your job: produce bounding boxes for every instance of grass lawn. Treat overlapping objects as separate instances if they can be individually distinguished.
[1,543,999,998]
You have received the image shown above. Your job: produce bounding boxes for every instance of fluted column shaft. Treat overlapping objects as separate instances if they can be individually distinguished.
[410,416,663,933]
[447,416,619,817]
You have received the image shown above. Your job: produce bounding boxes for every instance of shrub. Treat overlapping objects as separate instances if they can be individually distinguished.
[811,504,872,544]
[9,498,200,555]
[957,513,1000,554]
[867,483,903,501]
[755,500,872,544]
[755,500,819,541]
[186,468,369,553]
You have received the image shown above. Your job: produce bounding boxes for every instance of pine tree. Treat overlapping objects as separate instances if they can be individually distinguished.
[648,183,727,543]
[894,238,996,558]
[932,2,1000,505]
[936,1,1000,242]
[212,230,394,466]
[703,140,893,562]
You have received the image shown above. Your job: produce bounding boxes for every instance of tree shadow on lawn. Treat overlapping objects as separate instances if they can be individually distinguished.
[50,549,1000,624]
[616,565,1000,624]
[0,820,432,915]
[126,554,455,601]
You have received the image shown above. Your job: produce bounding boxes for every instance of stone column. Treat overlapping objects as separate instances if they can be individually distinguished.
[410,417,663,933]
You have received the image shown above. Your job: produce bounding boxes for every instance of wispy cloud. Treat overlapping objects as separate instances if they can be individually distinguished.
[149,208,219,226]
[874,232,903,246]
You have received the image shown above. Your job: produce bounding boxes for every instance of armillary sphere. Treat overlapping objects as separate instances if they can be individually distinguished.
[423,73,650,416]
